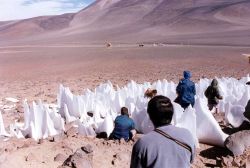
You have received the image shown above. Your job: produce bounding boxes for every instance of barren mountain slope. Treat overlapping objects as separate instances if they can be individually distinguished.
[0,0,250,45]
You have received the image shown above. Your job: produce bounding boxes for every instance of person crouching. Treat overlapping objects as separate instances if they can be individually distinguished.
[110,107,136,141]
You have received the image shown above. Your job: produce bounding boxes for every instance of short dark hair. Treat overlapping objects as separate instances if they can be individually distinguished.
[147,95,174,127]
[121,107,129,116]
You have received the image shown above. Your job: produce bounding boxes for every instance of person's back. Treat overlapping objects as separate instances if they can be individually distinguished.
[176,71,196,109]
[131,125,195,168]
[111,107,135,141]
[130,96,195,168]
[205,79,223,111]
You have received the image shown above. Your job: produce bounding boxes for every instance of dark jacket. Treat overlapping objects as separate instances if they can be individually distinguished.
[205,79,222,105]
[112,115,135,141]
[176,71,196,108]
[243,100,250,121]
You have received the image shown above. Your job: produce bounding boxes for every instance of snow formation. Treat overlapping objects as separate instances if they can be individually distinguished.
[1,75,249,146]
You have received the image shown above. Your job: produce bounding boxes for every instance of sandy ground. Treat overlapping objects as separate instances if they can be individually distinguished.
[0,44,250,167]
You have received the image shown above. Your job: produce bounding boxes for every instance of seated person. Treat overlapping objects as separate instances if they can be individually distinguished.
[110,107,135,141]
[205,79,223,113]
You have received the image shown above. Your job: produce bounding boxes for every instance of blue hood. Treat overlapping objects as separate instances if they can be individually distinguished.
[183,71,191,79]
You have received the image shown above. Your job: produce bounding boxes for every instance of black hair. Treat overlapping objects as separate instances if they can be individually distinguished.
[147,95,174,127]
[121,107,129,117]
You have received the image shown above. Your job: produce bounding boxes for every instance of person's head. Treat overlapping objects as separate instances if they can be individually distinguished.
[147,95,174,128]
[144,88,157,99]
[121,107,129,117]
[183,71,191,79]
[211,79,218,87]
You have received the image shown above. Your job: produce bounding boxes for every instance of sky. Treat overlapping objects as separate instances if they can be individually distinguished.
[0,0,95,21]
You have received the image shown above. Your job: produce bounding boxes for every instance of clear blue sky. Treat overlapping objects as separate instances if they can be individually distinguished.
[0,0,95,21]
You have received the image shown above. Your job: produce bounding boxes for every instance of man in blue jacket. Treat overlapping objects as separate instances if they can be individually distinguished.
[175,71,196,109]
[110,107,135,141]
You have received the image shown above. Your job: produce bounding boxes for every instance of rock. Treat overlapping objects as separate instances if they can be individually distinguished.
[232,158,241,167]
[49,134,66,142]
[111,152,130,167]
[62,145,93,168]
[66,127,78,137]
[38,139,44,144]
[25,153,37,161]
[81,145,93,154]
[119,138,126,145]
[224,130,250,156]
[16,104,24,113]
[246,155,250,168]
[221,156,233,167]
[54,134,66,142]
[54,153,67,162]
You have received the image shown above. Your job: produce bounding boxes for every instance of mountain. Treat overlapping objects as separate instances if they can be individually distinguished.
[0,0,250,46]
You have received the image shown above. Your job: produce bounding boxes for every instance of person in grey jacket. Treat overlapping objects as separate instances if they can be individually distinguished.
[205,79,223,113]
[130,95,195,168]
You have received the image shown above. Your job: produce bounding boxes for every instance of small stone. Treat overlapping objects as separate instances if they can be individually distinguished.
[53,134,66,142]
[62,147,93,168]
[47,136,54,142]
[25,153,37,161]
[54,153,67,162]
[221,156,233,167]
[38,139,44,144]
[66,127,78,137]
[81,144,93,154]
[16,104,24,113]
[232,158,241,167]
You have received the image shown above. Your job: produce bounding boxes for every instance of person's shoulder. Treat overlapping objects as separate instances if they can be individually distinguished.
[129,117,135,123]
[135,131,157,146]
[115,115,123,121]
[190,80,195,85]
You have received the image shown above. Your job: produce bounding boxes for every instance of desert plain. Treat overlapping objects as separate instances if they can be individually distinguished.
[0,44,249,168]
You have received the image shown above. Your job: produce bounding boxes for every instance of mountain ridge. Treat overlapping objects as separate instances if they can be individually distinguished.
[0,0,250,46]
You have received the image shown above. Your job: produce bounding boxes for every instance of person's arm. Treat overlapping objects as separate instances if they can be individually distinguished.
[190,144,196,163]
[129,120,136,139]
[192,83,196,95]
[176,82,181,95]
[215,88,223,99]
[131,120,135,130]
[204,87,209,98]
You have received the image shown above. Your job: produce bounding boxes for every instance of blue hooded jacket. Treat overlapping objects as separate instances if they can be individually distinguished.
[176,71,196,107]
